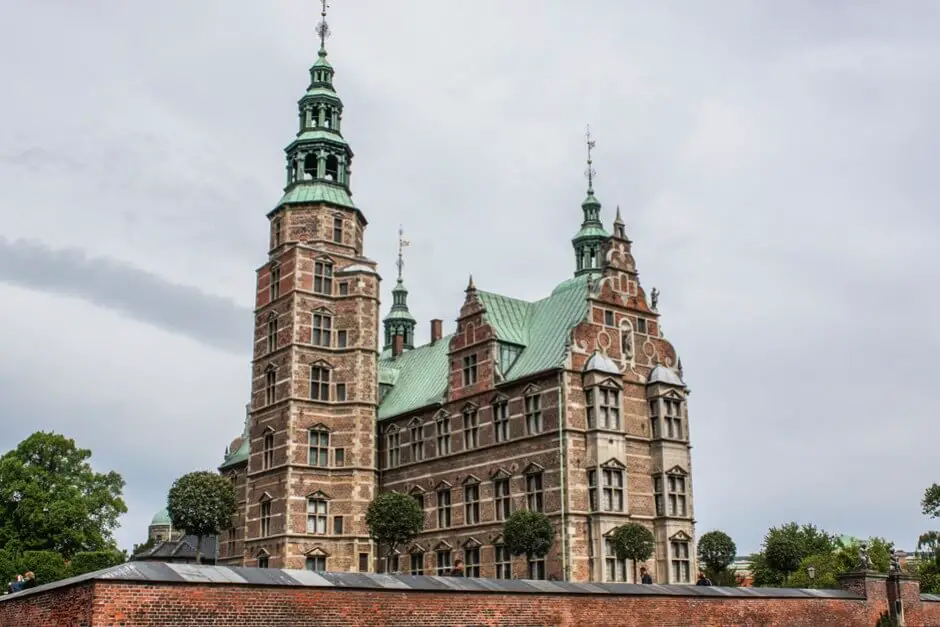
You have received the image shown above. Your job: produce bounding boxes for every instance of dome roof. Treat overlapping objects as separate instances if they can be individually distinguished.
[648,365,684,386]
[584,351,621,375]
[150,507,171,526]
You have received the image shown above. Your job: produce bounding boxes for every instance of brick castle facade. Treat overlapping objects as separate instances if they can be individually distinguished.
[216,16,697,584]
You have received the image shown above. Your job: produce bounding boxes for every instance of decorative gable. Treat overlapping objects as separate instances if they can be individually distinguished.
[523,383,541,396]
[665,465,688,476]
[304,546,330,557]
[600,458,627,470]
[434,480,452,491]
[409,543,427,554]
[523,462,545,475]
[462,474,481,486]
[408,485,425,496]
[461,401,479,413]
[306,490,331,500]
[462,537,482,549]
[490,392,509,404]
[258,491,273,502]
[489,467,512,480]
[433,540,453,551]
[669,530,692,541]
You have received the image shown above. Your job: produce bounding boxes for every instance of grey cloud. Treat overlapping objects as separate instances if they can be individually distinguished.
[0,237,252,354]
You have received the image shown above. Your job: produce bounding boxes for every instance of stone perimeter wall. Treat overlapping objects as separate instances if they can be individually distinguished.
[2,579,939,627]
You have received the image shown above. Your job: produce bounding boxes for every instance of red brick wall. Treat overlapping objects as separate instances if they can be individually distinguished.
[5,580,939,627]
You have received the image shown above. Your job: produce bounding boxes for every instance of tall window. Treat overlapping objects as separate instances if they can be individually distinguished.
[335,383,346,402]
[637,318,648,334]
[525,393,542,435]
[526,472,544,513]
[494,478,511,520]
[464,483,480,524]
[654,476,664,516]
[495,545,512,579]
[265,368,276,405]
[527,557,545,580]
[258,555,269,568]
[464,547,480,577]
[269,264,280,300]
[649,400,661,439]
[332,216,343,243]
[333,516,344,534]
[314,261,333,295]
[461,354,477,386]
[387,431,401,468]
[668,474,688,517]
[603,468,624,512]
[463,408,479,450]
[260,500,271,537]
[605,538,628,582]
[585,389,595,428]
[306,498,327,534]
[310,366,330,400]
[664,399,683,439]
[305,555,326,571]
[273,218,283,247]
[309,428,329,466]
[436,549,451,576]
[599,388,621,430]
[436,414,451,456]
[267,315,278,353]
[337,330,348,348]
[410,553,424,575]
[671,540,691,583]
[263,431,275,469]
[410,424,424,462]
[437,489,452,528]
[312,313,332,347]
[493,400,509,442]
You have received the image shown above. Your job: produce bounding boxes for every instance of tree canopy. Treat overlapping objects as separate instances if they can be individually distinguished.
[365,492,424,571]
[610,523,655,582]
[503,510,554,560]
[916,483,940,594]
[697,530,737,584]
[0,432,126,558]
[167,471,236,563]
[923,483,940,520]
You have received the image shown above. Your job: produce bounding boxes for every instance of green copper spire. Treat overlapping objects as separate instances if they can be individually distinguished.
[276,0,356,210]
[572,125,609,276]
[383,226,417,350]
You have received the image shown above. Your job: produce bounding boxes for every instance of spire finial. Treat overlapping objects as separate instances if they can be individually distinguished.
[585,124,596,193]
[466,274,476,292]
[396,225,411,282]
[316,0,331,51]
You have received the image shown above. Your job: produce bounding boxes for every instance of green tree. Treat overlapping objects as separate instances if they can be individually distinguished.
[752,522,836,587]
[503,510,554,569]
[922,483,940,519]
[17,550,67,585]
[610,523,655,583]
[0,432,126,558]
[365,492,424,573]
[697,530,737,583]
[0,549,16,587]
[765,535,802,579]
[167,471,236,564]
[67,550,126,577]
[916,530,940,594]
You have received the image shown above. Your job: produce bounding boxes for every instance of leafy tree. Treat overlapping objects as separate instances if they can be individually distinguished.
[18,550,67,585]
[503,510,554,565]
[365,492,424,573]
[697,530,737,582]
[749,552,785,587]
[922,483,940,519]
[0,549,16,587]
[167,471,236,564]
[610,523,655,583]
[917,530,940,594]
[132,536,157,557]
[765,535,802,579]
[0,432,126,558]
[67,550,126,577]
[752,522,836,586]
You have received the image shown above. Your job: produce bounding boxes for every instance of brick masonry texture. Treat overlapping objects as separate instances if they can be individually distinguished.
[2,577,939,627]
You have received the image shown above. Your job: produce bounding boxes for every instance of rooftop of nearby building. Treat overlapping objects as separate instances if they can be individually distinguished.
[150,507,171,526]
[132,535,218,563]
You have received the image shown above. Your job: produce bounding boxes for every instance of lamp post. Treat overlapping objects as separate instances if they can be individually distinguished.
[807,565,816,589]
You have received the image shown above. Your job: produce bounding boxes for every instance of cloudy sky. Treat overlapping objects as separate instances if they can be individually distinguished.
[1,0,938,556]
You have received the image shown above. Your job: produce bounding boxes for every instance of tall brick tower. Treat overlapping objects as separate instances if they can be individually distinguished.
[238,5,380,572]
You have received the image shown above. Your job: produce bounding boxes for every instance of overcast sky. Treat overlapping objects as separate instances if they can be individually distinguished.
[1,0,938,557]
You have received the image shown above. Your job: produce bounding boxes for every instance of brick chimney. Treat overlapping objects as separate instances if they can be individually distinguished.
[392,334,404,358]
[430,319,443,344]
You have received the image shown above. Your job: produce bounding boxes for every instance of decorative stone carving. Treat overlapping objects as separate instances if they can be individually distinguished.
[650,287,660,311]
[620,324,634,362]
[857,542,871,570]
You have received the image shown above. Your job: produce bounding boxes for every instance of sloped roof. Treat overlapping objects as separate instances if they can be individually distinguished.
[133,535,218,563]
[377,274,591,421]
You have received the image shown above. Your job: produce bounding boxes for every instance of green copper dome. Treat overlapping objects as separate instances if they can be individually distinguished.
[151,507,171,526]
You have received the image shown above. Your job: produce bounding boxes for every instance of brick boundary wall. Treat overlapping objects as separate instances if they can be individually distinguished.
[1,564,938,627]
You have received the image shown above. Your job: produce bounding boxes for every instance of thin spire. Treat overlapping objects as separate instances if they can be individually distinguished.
[466,274,476,292]
[585,124,596,194]
[316,0,331,52]
[396,225,411,282]
[614,205,624,226]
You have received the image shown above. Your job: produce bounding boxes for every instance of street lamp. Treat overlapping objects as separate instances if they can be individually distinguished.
[807,566,816,588]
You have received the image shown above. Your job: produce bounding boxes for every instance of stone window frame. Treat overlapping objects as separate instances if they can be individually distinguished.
[462,538,482,577]
[304,547,328,572]
[408,418,425,462]
[648,391,686,441]
[462,403,480,450]
[587,458,627,513]
[264,365,277,406]
[462,475,481,525]
[313,257,334,295]
[309,361,333,401]
[385,424,401,468]
[524,462,545,513]
[493,535,512,579]
[305,490,330,535]
[408,544,426,575]
[434,541,453,576]
[436,481,452,529]
[266,312,278,353]
[461,353,478,387]
[603,532,628,582]
[311,307,334,348]
[527,555,546,580]
[259,493,273,538]
[272,217,283,248]
[434,410,452,457]
[408,485,426,518]
[670,530,692,583]
[256,548,270,569]
[308,424,330,467]
[332,213,344,244]
[491,393,510,443]
[653,465,689,518]
[524,385,543,435]
[262,426,275,470]
[491,468,512,521]
[269,262,281,300]
[585,377,623,431]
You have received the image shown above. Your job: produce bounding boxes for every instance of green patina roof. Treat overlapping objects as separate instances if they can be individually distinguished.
[276,183,356,210]
[377,274,592,420]
[572,224,610,241]
[289,129,347,146]
[151,507,171,526]
[384,309,416,322]
[312,49,333,69]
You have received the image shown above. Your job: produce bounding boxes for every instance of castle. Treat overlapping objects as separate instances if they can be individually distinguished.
[216,9,697,584]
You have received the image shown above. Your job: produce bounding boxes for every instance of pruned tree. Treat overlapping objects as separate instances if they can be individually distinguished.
[503,510,554,576]
[167,471,236,564]
[610,523,655,583]
[365,492,424,573]
[923,484,940,520]
[764,535,802,580]
[697,530,737,584]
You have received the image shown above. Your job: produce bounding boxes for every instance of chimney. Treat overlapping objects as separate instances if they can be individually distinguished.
[392,334,404,358]
[430,319,443,344]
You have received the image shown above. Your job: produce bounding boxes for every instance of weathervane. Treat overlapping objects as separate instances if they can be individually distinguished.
[585,124,597,192]
[396,225,411,282]
[316,0,332,50]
